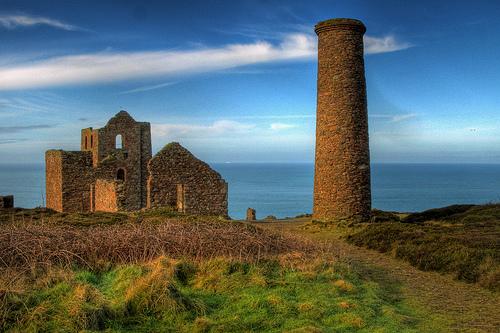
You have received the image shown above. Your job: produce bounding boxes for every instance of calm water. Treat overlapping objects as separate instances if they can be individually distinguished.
[1,163,500,219]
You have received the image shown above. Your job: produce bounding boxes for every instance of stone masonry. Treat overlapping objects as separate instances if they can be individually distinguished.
[92,179,127,212]
[82,110,152,211]
[46,150,93,212]
[246,208,256,221]
[313,18,372,222]
[46,112,228,216]
[147,142,228,217]
[0,195,14,209]
[46,111,151,213]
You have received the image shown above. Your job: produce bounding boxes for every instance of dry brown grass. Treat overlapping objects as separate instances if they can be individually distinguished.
[0,216,321,273]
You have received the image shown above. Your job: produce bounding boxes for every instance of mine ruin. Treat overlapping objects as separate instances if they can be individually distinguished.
[45,111,228,216]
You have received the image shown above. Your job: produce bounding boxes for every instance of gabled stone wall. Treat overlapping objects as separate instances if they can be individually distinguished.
[46,111,152,213]
[90,111,152,211]
[147,142,228,217]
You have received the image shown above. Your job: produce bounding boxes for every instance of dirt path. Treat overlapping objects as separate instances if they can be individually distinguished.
[254,219,500,333]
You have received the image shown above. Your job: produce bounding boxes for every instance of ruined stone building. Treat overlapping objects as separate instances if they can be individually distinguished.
[313,18,372,222]
[147,142,228,215]
[46,111,227,216]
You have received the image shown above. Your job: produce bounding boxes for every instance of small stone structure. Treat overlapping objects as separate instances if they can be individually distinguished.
[0,195,14,209]
[147,142,228,216]
[46,111,228,216]
[313,18,372,223]
[246,208,256,221]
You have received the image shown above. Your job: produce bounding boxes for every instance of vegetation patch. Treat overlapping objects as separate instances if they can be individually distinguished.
[0,211,322,272]
[0,209,449,331]
[1,257,436,332]
[347,204,500,291]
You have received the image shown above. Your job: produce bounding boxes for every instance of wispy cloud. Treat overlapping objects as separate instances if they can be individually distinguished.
[0,33,315,91]
[153,120,255,139]
[364,35,413,54]
[270,123,297,130]
[118,81,177,95]
[0,139,28,145]
[371,113,417,123]
[0,14,82,31]
[0,124,54,133]
[391,113,417,122]
[232,114,314,120]
[0,30,411,90]
[0,93,69,115]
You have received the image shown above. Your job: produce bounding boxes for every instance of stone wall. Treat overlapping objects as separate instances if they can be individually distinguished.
[46,111,152,213]
[246,208,256,221]
[91,111,152,211]
[46,151,63,212]
[147,142,228,216]
[313,18,372,222]
[45,150,94,212]
[140,123,152,208]
[0,195,14,208]
[93,179,126,212]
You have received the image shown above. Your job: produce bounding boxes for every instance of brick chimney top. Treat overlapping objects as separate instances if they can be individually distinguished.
[315,18,366,35]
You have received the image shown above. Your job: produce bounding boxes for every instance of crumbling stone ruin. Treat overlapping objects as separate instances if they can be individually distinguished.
[46,111,228,216]
[246,208,256,221]
[313,18,372,223]
[0,195,14,209]
[147,142,228,216]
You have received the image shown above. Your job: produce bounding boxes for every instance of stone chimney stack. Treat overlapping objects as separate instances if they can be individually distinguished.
[313,18,371,222]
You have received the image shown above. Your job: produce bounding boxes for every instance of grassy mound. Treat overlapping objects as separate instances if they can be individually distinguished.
[347,204,500,291]
[1,256,434,332]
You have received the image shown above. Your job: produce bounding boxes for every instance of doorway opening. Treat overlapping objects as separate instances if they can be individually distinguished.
[116,168,125,181]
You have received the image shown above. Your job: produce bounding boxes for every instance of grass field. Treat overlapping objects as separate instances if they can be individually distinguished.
[1,206,499,331]
[0,208,450,332]
[252,207,500,332]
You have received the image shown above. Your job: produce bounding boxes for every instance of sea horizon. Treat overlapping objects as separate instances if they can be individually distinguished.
[1,162,500,219]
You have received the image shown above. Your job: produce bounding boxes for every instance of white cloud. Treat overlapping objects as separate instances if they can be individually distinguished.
[270,123,297,130]
[371,113,417,123]
[118,81,177,95]
[0,30,411,91]
[0,33,315,91]
[231,114,315,120]
[0,14,81,31]
[391,113,417,122]
[152,120,255,139]
[364,35,413,54]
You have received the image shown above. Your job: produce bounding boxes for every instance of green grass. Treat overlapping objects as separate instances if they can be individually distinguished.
[1,257,445,332]
[346,204,500,291]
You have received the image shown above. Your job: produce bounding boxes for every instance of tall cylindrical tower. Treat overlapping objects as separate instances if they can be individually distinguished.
[313,18,371,222]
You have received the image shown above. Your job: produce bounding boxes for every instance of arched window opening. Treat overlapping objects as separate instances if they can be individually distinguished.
[84,136,88,149]
[90,135,93,148]
[116,134,123,149]
[116,168,125,181]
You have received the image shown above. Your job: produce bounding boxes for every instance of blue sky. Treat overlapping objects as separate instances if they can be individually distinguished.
[1,0,499,164]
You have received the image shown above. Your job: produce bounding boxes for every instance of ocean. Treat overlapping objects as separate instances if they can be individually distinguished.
[1,163,500,220]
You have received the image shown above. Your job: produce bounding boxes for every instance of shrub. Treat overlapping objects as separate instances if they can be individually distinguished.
[347,204,500,291]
